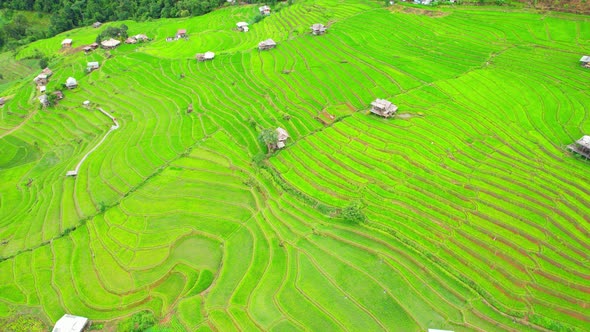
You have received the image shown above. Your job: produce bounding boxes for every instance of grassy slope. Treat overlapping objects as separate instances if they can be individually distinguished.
[0,0,589,331]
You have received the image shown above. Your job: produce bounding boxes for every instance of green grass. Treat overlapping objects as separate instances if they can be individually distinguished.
[0,0,589,331]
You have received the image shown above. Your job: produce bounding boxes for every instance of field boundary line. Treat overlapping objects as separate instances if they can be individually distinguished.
[66,108,119,177]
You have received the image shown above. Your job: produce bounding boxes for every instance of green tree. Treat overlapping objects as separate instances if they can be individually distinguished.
[39,57,48,69]
[259,128,278,154]
[340,201,366,224]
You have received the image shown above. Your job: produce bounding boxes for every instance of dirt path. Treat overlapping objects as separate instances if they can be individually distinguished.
[66,107,119,176]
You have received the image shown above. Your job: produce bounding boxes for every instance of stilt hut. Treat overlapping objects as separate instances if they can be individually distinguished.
[567,135,590,159]
[370,98,398,118]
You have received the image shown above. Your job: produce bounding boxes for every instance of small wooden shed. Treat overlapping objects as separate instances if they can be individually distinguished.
[33,74,48,86]
[134,34,149,41]
[53,90,64,100]
[581,55,590,68]
[52,314,89,332]
[237,22,249,32]
[41,68,53,76]
[176,29,187,38]
[370,98,398,118]
[276,127,289,149]
[258,39,277,51]
[311,23,327,35]
[61,39,73,48]
[38,95,48,107]
[65,77,78,89]
[101,38,121,49]
[259,5,271,15]
[87,61,100,72]
[195,52,215,62]
[567,135,590,159]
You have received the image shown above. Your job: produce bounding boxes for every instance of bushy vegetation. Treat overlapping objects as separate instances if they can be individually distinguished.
[118,311,156,332]
[0,1,588,331]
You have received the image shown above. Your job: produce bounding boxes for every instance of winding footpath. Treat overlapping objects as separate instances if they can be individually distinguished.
[66,107,119,176]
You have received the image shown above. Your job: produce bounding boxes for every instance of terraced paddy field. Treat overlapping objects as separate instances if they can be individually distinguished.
[0,0,589,330]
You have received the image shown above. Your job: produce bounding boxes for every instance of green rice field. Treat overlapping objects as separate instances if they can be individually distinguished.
[0,0,589,330]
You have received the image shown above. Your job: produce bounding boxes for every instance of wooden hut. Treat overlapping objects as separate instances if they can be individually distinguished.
[176,29,187,38]
[134,34,149,42]
[33,74,48,86]
[65,77,78,89]
[125,37,137,44]
[52,314,89,332]
[61,38,73,48]
[53,90,64,100]
[195,52,215,62]
[236,22,249,32]
[92,21,102,28]
[276,127,289,149]
[311,23,327,35]
[83,46,93,53]
[370,98,398,118]
[38,95,49,107]
[581,55,590,68]
[87,61,100,72]
[567,135,590,159]
[258,39,277,51]
[41,68,53,77]
[259,5,271,15]
[101,38,121,49]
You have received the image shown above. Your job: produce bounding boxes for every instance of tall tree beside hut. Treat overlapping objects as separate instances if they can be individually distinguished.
[259,128,278,154]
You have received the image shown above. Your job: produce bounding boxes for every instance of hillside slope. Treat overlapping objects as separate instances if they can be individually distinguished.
[0,0,589,331]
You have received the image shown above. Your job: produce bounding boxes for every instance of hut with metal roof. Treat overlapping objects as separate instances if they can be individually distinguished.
[311,23,327,35]
[259,5,271,15]
[87,61,100,72]
[370,98,398,118]
[237,22,249,32]
[195,52,215,62]
[61,39,73,48]
[276,127,289,149]
[101,38,121,49]
[52,314,89,332]
[65,77,78,89]
[567,135,590,159]
[258,39,277,51]
[581,55,590,68]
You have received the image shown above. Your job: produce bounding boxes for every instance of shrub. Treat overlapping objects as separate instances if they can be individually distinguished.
[340,201,366,224]
[118,310,156,332]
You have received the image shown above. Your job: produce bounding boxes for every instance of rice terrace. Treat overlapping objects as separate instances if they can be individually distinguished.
[0,0,589,330]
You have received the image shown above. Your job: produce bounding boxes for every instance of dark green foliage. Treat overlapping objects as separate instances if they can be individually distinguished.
[340,201,366,224]
[118,310,156,332]
[38,57,47,69]
[96,24,129,43]
[0,0,226,49]
[258,128,278,154]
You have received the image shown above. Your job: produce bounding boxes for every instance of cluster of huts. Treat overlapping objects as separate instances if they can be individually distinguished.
[33,67,66,107]
[125,34,150,44]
